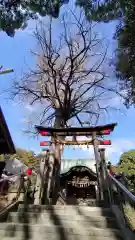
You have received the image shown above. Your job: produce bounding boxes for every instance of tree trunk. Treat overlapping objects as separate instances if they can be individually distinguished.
[44,109,65,205]
[51,144,63,204]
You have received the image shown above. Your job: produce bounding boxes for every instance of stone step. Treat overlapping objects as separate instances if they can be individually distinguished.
[0,223,122,238]
[66,200,107,207]
[0,235,123,240]
[7,212,118,229]
[18,200,106,208]
[18,204,113,216]
[8,210,116,221]
[0,234,123,240]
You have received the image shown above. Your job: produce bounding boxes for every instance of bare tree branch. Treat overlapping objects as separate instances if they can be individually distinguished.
[10,10,119,131]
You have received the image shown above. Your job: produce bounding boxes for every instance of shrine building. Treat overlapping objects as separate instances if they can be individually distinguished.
[60,159,98,204]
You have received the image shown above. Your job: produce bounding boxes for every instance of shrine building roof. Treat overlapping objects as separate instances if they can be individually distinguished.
[60,159,96,174]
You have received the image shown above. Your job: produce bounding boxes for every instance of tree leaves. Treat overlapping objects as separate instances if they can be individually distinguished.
[117,150,135,192]
[76,0,135,106]
[3,0,134,108]
[0,148,38,170]
[0,0,69,36]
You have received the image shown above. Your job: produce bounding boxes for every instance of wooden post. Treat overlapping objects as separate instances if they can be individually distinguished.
[92,132,103,200]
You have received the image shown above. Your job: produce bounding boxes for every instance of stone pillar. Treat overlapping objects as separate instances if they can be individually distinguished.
[34,175,41,204]
[99,148,108,188]
[92,132,103,200]
[99,148,109,204]
[65,180,68,200]
[34,150,48,205]
[16,175,25,201]
[95,184,99,201]
[45,149,55,204]
[51,161,61,204]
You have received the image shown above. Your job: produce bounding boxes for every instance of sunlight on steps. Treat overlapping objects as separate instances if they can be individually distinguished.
[0,203,123,240]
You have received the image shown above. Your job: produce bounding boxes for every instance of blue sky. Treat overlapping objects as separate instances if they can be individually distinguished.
[0,4,135,165]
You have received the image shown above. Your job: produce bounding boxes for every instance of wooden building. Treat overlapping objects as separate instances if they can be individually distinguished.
[0,106,16,155]
[0,106,16,199]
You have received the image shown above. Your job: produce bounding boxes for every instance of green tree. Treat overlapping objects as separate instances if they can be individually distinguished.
[0,148,38,169]
[0,154,4,161]
[118,150,135,192]
[76,0,135,107]
[0,0,69,36]
[4,0,135,109]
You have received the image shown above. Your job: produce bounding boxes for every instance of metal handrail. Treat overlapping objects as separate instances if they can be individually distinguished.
[108,173,135,203]
[108,172,135,237]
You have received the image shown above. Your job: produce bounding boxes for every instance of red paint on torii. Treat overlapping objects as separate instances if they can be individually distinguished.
[35,123,117,137]
[40,139,112,146]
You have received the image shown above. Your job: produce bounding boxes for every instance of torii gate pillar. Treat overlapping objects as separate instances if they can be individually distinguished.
[92,132,104,201]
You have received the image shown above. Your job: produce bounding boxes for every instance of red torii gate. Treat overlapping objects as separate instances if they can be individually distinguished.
[35,123,116,148]
[35,123,116,137]
[35,123,117,203]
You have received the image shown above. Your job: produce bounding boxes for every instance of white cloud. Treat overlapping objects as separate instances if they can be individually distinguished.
[74,137,135,164]
[104,139,135,163]
[17,19,38,35]
[20,118,32,124]
[109,96,122,107]
[25,104,35,112]
[12,101,22,107]
[24,103,42,113]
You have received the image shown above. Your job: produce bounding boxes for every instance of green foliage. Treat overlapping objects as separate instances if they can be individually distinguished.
[2,0,135,107]
[115,1,135,107]
[124,204,135,230]
[2,0,135,105]
[0,0,69,36]
[118,150,135,192]
[119,150,135,175]
[0,154,5,161]
[0,148,38,169]
[76,0,122,22]
[76,0,135,106]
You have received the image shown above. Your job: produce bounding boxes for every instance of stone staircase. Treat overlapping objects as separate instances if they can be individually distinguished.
[0,202,123,240]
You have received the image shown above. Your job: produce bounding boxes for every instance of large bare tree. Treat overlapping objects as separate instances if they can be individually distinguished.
[11,11,119,203]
